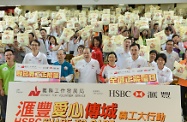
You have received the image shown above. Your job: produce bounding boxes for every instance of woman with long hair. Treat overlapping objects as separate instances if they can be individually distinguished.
[89,36,104,68]
[49,35,64,64]
[139,29,150,46]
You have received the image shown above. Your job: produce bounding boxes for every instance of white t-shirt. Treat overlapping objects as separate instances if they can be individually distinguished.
[166,34,173,40]
[156,66,173,84]
[148,61,157,67]
[123,56,148,69]
[100,64,120,79]
[73,39,85,56]
[50,44,65,63]
[22,52,48,65]
[115,49,131,69]
[68,39,76,52]
[75,59,100,83]
[178,42,185,53]
[161,50,179,70]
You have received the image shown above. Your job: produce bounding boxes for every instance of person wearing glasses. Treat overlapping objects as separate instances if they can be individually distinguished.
[22,40,48,64]
[0,49,16,122]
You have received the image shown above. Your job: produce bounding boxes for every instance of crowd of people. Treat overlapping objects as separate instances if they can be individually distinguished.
[0,5,186,121]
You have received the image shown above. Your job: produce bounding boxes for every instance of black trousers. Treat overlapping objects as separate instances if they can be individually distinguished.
[181,86,187,116]
[0,95,7,120]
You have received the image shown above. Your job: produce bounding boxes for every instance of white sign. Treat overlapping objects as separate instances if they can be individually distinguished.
[6,82,181,122]
[108,67,158,84]
[14,63,61,82]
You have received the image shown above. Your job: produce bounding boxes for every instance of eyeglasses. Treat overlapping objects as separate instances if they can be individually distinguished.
[31,44,39,47]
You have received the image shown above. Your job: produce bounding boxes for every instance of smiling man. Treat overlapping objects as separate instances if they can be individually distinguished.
[22,40,48,65]
[0,49,16,122]
[161,40,179,70]
[123,43,148,69]
[53,49,74,82]
[116,38,132,68]
[75,47,100,83]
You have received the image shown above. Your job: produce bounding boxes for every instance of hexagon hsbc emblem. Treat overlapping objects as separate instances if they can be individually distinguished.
[133,91,145,98]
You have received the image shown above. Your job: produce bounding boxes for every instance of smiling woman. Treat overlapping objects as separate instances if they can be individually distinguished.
[155,53,173,85]
[99,52,120,83]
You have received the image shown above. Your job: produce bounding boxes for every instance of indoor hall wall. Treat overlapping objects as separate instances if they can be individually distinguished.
[20,3,186,13]
[145,4,175,12]
[177,3,187,8]
[20,5,77,12]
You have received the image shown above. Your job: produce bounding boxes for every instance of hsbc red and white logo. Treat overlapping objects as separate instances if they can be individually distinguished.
[133,91,145,98]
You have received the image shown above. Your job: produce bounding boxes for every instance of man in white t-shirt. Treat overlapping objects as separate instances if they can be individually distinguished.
[161,40,179,70]
[116,38,132,68]
[22,40,48,65]
[165,26,174,40]
[75,48,100,83]
[123,43,148,69]
[148,50,158,67]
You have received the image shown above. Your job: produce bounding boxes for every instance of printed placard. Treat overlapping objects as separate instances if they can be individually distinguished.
[14,63,61,82]
[108,67,158,84]
[2,30,14,44]
[146,38,161,52]
[60,28,75,42]
[173,61,187,79]
[154,30,167,44]
[6,82,181,122]
[0,11,5,18]
[17,33,29,46]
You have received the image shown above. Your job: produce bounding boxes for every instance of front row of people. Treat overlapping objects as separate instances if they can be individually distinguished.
[0,40,187,121]
[3,39,185,84]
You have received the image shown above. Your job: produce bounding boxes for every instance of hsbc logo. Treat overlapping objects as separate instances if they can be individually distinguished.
[133,90,145,98]
[109,90,131,97]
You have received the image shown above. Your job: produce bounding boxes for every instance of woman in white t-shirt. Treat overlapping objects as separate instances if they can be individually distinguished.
[99,52,120,83]
[155,53,173,85]
[49,36,64,64]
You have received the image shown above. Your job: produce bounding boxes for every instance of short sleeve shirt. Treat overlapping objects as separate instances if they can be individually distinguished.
[123,56,148,69]
[22,52,48,65]
[75,59,100,83]
[0,63,15,95]
[53,61,74,77]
